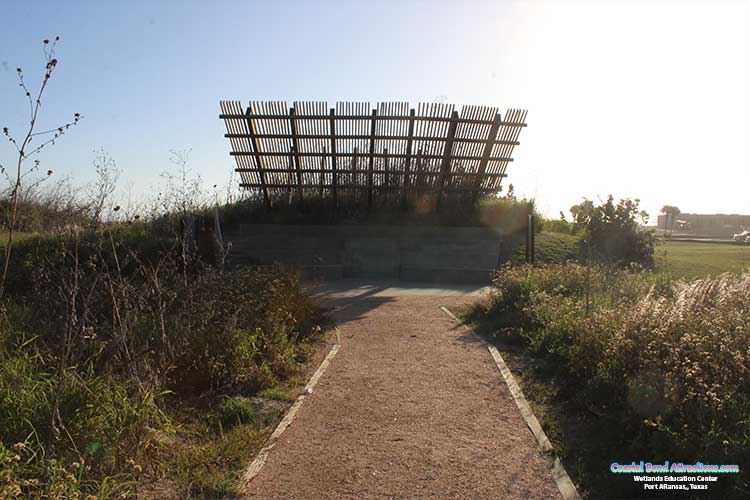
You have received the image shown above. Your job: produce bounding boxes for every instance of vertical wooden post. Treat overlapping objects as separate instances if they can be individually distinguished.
[474,112,503,203]
[383,147,389,202]
[367,109,377,209]
[244,107,270,208]
[320,146,326,197]
[415,147,424,197]
[436,110,459,209]
[352,146,359,200]
[402,109,416,209]
[329,108,337,206]
[288,107,303,201]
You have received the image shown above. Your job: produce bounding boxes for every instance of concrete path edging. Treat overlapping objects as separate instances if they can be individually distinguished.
[239,338,341,493]
[440,306,581,500]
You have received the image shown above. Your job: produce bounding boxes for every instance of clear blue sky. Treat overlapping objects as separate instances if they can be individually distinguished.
[2,0,749,219]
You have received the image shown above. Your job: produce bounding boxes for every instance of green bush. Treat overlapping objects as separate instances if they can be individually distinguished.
[217,397,256,429]
[570,196,656,268]
[218,192,539,230]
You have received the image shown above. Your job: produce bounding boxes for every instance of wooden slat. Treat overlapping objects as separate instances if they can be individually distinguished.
[474,112,503,200]
[230,151,514,162]
[435,110,459,207]
[329,108,337,205]
[239,183,505,192]
[367,109,377,209]
[234,168,507,177]
[221,113,527,127]
[245,105,270,208]
[289,107,303,200]
[224,133,518,146]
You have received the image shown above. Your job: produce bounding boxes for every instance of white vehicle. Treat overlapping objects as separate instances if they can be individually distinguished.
[733,229,750,243]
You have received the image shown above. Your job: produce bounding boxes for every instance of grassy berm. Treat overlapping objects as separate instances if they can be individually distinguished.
[0,227,328,499]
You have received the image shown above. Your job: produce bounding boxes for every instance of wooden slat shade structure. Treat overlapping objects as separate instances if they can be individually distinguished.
[219,101,527,208]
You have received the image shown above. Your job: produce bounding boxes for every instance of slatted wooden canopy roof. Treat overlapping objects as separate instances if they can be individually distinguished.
[219,101,527,208]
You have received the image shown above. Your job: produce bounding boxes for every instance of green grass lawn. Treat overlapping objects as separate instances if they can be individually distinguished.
[655,240,750,280]
[512,231,581,265]
[0,231,39,247]
[532,232,750,280]
[533,231,580,263]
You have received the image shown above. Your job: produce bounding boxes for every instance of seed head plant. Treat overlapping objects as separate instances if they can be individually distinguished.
[1,36,82,296]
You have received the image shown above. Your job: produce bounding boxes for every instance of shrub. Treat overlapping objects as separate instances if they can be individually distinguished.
[217,397,256,429]
[481,264,750,498]
[570,196,656,268]
[0,227,326,496]
[218,191,539,230]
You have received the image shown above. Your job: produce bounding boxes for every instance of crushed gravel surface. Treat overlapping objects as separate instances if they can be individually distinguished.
[244,289,561,500]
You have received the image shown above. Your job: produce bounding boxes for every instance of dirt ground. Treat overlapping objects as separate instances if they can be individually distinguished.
[243,282,562,500]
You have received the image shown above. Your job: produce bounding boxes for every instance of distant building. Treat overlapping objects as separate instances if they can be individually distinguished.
[657,213,750,237]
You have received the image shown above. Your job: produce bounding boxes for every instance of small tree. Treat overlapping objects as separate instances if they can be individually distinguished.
[0,36,82,295]
[570,196,655,268]
[87,149,121,231]
[660,205,681,237]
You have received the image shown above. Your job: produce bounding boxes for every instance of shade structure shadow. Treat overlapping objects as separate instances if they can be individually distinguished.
[447,321,487,347]
[304,278,490,328]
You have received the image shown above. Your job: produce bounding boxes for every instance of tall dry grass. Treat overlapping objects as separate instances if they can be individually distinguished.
[0,230,326,499]
[475,264,749,498]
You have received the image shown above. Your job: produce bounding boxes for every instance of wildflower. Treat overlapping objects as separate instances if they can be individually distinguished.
[12,442,24,451]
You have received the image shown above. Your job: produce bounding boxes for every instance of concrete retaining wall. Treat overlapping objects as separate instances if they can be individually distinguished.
[223,224,512,284]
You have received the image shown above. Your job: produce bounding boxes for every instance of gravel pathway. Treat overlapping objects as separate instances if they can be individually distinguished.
[244,287,562,500]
